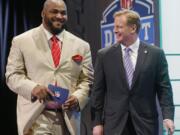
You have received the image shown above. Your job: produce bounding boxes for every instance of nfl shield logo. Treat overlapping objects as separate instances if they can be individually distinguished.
[120,0,134,9]
[101,0,154,48]
[55,91,60,97]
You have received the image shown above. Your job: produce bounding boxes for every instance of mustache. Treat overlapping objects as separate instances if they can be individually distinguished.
[52,18,67,23]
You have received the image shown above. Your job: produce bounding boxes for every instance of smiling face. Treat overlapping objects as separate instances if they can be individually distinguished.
[114,15,133,45]
[113,10,140,46]
[41,0,68,34]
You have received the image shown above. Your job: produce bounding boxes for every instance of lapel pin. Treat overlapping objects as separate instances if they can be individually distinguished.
[144,50,148,54]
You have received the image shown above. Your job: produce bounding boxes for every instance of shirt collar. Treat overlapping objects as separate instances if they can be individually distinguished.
[42,25,65,42]
[121,38,140,53]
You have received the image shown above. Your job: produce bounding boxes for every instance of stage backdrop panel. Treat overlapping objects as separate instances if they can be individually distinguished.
[160,0,180,134]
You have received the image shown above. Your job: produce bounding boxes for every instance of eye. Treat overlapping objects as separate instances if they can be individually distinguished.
[49,9,67,16]
[50,9,59,14]
[60,11,67,15]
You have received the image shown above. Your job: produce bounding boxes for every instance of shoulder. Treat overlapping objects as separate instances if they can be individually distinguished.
[140,41,164,54]
[13,26,40,42]
[64,30,89,47]
[97,43,119,56]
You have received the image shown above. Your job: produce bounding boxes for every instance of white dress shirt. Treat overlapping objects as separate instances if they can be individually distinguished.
[121,38,140,69]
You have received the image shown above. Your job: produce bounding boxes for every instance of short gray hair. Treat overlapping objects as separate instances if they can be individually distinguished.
[114,9,141,33]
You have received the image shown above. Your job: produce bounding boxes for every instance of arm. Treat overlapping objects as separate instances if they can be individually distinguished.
[5,38,38,101]
[70,44,94,110]
[5,38,52,102]
[156,49,175,134]
[91,51,106,132]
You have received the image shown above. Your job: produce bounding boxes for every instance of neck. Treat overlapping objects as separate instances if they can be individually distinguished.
[122,35,138,47]
[42,23,63,35]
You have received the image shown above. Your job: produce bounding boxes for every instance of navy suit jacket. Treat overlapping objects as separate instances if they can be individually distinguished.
[91,41,174,135]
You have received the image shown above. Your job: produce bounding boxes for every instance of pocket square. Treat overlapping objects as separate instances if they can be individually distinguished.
[48,84,69,104]
[72,54,83,64]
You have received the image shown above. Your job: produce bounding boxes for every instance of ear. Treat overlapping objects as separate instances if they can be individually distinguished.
[41,10,44,18]
[130,24,137,33]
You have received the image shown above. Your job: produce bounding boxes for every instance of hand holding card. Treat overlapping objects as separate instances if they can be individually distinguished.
[48,84,69,104]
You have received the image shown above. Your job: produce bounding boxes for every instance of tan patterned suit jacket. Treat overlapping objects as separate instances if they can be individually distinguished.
[6,25,93,135]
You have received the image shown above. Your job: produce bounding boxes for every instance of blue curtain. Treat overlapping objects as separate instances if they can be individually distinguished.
[0,1,43,134]
[0,0,43,82]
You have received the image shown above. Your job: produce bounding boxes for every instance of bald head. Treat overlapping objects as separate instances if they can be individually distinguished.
[43,0,67,11]
[41,0,68,34]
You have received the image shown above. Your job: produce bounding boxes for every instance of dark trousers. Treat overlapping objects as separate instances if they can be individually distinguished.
[122,115,137,135]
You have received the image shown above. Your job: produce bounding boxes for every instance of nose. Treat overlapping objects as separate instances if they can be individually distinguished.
[56,12,63,18]
[113,28,118,34]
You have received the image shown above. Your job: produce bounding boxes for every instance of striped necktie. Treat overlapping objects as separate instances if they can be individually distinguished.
[123,48,134,89]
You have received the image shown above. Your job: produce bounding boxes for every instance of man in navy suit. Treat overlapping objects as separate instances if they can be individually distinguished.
[91,10,175,135]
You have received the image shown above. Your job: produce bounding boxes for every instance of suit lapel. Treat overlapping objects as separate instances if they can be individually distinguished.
[32,25,54,67]
[32,26,73,69]
[131,42,148,89]
[112,44,129,89]
[58,31,73,67]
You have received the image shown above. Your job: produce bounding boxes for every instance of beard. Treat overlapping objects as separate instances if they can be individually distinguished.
[44,16,67,35]
[48,21,65,34]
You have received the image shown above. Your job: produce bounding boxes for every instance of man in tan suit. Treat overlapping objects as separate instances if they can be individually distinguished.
[5,0,93,135]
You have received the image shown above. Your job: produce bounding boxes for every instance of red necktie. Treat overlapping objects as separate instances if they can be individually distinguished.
[51,36,61,67]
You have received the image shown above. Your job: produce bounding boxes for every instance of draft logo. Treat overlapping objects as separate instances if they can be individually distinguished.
[101,0,154,48]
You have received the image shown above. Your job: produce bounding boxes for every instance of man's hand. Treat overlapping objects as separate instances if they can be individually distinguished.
[163,119,175,135]
[63,95,79,111]
[31,85,54,102]
[93,125,103,135]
